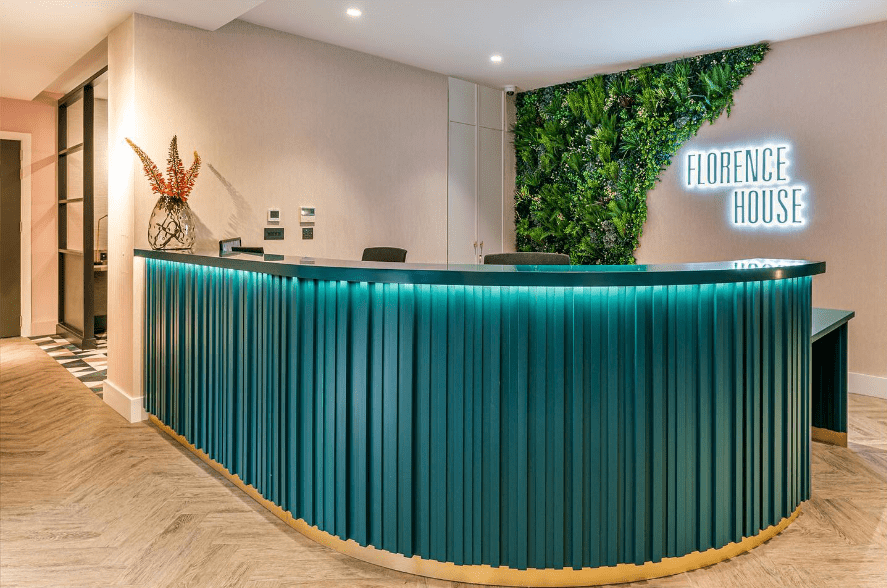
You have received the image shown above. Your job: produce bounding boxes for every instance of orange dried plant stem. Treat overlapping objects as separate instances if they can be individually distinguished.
[127,136,201,202]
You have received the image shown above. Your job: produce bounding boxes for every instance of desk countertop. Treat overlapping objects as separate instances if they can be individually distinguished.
[812,308,855,341]
[135,249,825,288]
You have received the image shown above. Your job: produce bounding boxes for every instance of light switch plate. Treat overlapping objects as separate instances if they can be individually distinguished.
[302,227,314,240]
[264,227,284,240]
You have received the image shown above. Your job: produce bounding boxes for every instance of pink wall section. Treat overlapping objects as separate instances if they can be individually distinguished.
[1,97,57,334]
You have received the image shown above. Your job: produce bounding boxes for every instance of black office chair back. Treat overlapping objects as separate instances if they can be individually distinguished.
[484,252,571,265]
[362,247,408,263]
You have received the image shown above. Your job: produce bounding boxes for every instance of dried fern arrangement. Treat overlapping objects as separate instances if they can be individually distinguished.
[127,136,201,250]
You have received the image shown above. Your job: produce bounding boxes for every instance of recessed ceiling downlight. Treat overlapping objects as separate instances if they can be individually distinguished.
[490,54,503,63]
[346,7,362,17]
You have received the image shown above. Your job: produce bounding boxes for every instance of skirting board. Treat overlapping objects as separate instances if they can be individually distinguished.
[103,379,148,423]
[849,372,887,400]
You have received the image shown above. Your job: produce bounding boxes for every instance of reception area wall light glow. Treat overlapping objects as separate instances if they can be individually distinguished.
[490,54,503,63]
[685,142,808,229]
[346,7,362,17]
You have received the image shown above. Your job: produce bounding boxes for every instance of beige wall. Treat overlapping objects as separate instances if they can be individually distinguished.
[637,22,887,379]
[0,97,57,334]
[106,14,138,418]
[131,15,448,262]
[106,14,449,419]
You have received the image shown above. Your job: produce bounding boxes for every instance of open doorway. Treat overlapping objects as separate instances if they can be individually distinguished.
[30,67,110,396]
[56,67,107,349]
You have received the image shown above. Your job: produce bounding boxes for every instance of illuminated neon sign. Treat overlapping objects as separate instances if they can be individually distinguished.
[684,143,807,228]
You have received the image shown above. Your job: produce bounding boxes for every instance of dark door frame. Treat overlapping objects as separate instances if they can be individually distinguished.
[0,131,32,336]
[1,139,22,337]
[57,66,107,349]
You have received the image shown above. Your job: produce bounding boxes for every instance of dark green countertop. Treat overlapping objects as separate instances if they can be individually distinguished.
[812,308,855,342]
[135,249,825,287]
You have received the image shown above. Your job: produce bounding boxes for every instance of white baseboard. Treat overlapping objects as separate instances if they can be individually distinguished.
[29,320,57,336]
[103,379,148,423]
[849,372,887,400]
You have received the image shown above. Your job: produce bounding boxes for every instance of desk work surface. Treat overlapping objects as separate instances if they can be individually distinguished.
[812,308,855,342]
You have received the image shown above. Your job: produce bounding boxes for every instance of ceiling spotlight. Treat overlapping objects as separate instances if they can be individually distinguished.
[346,7,362,17]
[490,55,503,63]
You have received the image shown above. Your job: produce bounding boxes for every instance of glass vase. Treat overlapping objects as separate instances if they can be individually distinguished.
[147,196,196,250]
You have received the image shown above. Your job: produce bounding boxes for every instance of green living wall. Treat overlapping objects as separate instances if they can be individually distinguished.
[513,43,769,264]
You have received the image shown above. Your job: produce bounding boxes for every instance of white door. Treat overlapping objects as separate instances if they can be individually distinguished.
[447,121,477,264]
[477,126,503,260]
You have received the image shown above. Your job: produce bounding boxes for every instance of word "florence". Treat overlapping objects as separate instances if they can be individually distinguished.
[685,143,806,228]
[686,146,788,187]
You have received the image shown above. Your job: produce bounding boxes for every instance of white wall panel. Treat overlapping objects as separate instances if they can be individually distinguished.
[447,121,477,264]
[477,126,503,256]
[478,85,503,130]
[447,77,505,263]
[448,77,476,125]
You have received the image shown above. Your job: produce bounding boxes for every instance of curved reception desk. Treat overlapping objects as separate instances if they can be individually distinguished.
[137,249,825,586]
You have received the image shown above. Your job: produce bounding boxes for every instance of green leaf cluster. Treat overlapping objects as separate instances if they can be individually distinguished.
[513,43,768,264]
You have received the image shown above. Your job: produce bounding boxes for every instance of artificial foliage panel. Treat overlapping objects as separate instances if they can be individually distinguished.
[513,43,768,264]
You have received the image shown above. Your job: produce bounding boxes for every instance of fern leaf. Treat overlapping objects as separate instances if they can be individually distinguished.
[126,138,167,195]
[167,135,185,197]
[183,151,202,194]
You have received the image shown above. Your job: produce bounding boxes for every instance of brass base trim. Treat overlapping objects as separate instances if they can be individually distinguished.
[812,426,848,447]
[150,415,801,587]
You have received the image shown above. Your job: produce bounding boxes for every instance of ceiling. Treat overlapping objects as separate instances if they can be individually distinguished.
[240,0,887,90]
[0,0,263,100]
[2,0,885,101]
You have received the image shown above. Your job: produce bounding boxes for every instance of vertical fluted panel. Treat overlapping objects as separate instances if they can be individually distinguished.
[811,325,848,433]
[144,259,812,571]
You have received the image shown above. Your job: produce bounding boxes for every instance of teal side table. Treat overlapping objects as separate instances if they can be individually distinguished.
[811,308,855,446]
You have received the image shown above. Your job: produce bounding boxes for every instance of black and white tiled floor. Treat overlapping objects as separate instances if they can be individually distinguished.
[29,334,107,397]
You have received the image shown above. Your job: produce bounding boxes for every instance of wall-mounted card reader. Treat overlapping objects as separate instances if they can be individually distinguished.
[300,206,315,224]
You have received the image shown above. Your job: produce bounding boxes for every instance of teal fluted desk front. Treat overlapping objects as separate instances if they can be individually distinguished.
[136,250,825,586]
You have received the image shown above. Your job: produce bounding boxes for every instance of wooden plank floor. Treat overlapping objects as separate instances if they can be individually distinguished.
[1,337,885,587]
